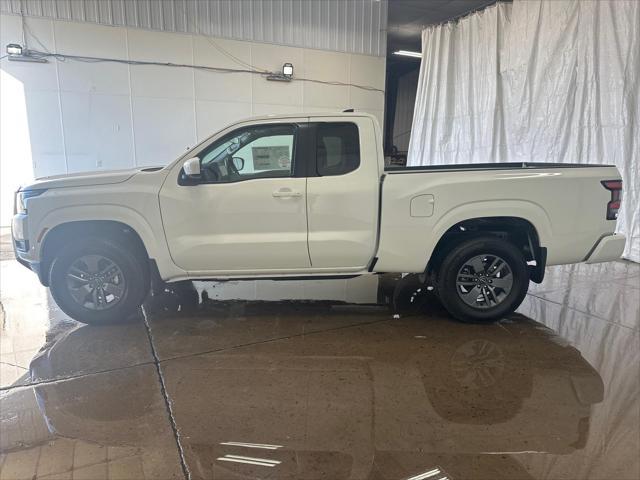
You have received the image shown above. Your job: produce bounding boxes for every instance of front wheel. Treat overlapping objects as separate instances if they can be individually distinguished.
[437,236,529,323]
[49,237,149,325]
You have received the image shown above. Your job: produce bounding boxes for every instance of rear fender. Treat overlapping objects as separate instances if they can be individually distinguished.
[425,200,552,270]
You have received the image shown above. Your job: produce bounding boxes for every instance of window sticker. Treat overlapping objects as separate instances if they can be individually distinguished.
[252,146,290,170]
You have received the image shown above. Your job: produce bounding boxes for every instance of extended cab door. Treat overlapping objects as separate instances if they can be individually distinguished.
[306,117,381,269]
[159,120,311,274]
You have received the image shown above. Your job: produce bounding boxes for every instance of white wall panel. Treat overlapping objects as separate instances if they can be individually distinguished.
[58,60,129,95]
[303,49,350,108]
[131,96,196,167]
[1,0,387,57]
[23,90,66,174]
[127,28,192,63]
[127,29,195,100]
[193,68,252,104]
[193,36,252,102]
[195,100,251,142]
[251,102,301,117]
[60,92,134,173]
[348,54,386,110]
[129,63,194,100]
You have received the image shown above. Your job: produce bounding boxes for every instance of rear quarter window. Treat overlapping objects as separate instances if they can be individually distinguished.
[316,123,360,176]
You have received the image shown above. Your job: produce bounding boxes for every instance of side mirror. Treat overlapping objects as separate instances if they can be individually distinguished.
[231,157,245,171]
[183,157,201,178]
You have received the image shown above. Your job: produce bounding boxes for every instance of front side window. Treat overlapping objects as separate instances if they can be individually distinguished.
[199,124,295,183]
[316,122,360,176]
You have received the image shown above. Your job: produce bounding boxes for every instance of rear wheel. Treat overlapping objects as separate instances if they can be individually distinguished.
[49,237,149,325]
[436,236,529,323]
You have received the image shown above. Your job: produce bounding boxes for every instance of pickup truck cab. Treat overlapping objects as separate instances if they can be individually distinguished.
[12,112,625,324]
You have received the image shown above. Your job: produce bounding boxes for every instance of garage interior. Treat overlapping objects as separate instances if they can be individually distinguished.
[0,1,639,480]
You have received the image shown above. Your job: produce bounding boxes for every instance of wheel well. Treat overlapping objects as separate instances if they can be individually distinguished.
[426,217,546,283]
[40,220,149,286]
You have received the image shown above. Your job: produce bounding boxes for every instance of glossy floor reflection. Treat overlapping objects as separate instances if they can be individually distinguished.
[0,365,185,479]
[159,314,605,480]
[1,238,638,479]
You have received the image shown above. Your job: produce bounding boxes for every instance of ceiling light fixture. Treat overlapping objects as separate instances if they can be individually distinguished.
[266,62,294,82]
[5,43,48,63]
[6,43,23,55]
[393,50,422,58]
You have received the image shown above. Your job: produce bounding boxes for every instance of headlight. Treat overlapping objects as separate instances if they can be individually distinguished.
[15,189,46,214]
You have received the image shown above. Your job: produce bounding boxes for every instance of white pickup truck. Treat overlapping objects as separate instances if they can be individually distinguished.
[12,112,625,325]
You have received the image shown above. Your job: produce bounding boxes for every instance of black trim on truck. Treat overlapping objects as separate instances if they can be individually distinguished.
[529,247,547,284]
[367,173,386,272]
[385,162,616,173]
[296,122,317,178]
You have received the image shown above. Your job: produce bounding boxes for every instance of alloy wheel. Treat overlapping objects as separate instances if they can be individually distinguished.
[455,254,514,309]
[65,254,126,310]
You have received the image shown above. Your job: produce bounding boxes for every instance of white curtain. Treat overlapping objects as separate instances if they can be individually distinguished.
[408,0,639,262]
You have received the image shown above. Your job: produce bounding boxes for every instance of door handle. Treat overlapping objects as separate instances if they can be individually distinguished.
[272,188,302,198]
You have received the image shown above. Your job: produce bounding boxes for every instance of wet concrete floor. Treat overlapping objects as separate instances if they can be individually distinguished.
[1,234,639,479]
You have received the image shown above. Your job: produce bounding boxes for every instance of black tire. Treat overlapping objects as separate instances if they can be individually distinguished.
[49,237,149,325]
[436,236,529,323]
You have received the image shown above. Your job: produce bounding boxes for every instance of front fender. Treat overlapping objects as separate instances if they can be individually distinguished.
[35,204,185,281]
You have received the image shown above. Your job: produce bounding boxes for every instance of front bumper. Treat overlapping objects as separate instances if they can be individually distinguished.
[584,233,626,264]
[12,239,46,284]
[11,214,47,285]
[14,248,42,275]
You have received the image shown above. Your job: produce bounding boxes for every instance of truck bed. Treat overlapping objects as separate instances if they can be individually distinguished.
[375,162,621,273]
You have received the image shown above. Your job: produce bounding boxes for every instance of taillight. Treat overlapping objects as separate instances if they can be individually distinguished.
[601,180,622,220]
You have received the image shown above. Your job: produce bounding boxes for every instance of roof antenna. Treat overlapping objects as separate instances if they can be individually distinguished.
[343,108,354,112]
